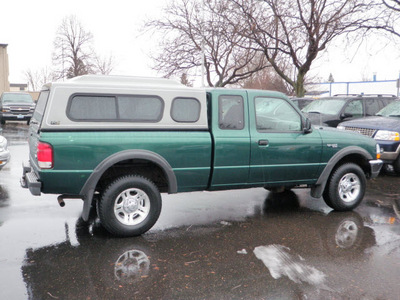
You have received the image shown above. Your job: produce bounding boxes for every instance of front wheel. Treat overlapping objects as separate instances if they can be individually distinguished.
[323,163,366,211]
[98,175,162,237]
[392,155,400,175]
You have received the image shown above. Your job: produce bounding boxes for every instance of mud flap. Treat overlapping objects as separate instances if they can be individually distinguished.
[81,189,94,221]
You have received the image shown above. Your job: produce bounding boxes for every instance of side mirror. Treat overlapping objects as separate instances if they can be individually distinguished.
[303,118,312,134]
[340,112,353,119]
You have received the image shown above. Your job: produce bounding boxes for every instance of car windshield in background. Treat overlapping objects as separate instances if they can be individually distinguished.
[376,101,400,117]
[302,99,346,115]
[2,93,33,103]
[291,98,314,110]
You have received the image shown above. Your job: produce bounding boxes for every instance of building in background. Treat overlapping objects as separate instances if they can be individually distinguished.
[10,83,28,92]
[0,44,10,95]
[305,77,400,97]
[0,44,39,101]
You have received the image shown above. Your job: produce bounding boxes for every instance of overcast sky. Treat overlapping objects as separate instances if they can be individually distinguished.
[1,0,165,83]
[1,0,400,86]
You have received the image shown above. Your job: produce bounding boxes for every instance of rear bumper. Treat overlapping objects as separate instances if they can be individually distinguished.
[369,159,383,178]
[20,161,41,195]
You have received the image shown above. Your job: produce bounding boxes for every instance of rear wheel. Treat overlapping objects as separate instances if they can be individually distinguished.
[323,163,366,211]
[98,175,162,237]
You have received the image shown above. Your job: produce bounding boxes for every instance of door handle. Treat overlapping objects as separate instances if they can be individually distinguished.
[258,139,269,146]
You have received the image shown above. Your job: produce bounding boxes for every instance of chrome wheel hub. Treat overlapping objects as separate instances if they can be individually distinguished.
[338,173,360,202]
[114,188,150,225]
[124,197,139,213]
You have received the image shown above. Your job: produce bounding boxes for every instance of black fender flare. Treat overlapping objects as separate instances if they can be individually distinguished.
[310,146,373,198]
[80,149,177,221]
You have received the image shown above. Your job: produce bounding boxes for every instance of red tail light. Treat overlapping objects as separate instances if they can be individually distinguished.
[37,142,53,169]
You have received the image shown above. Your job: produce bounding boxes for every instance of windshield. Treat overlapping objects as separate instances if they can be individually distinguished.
[376,101,400,117]
[2,93,33,104]
[302,99,346,115]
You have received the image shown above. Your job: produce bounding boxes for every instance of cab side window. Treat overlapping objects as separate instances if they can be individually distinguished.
[365,99,380,116]
[255,97,301,131]
[219,95,244,130]
[344,100,363,117]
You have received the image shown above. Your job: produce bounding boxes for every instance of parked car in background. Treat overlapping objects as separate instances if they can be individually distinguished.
[291,97,314,110]
[0,133,10,170]
[0,92,36,125]
[302,94,397,127]
[338,100,400,174]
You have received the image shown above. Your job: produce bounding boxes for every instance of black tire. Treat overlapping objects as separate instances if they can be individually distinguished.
[98,175,162,237]
[1,119,5,125]
[392,156,400,175]
[381,163,394,175]
[323,163,366,211]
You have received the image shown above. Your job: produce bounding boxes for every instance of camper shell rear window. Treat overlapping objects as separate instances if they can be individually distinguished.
[33,90,50,123]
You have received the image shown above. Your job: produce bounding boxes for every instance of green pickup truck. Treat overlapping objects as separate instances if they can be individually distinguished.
[21,75,383,237]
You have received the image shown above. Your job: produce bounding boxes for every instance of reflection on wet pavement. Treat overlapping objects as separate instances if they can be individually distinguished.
[1,122,29,145]
[0,185,9,208]
[1,122,400,299]
[19,193,383,299]
[254,244,326,285]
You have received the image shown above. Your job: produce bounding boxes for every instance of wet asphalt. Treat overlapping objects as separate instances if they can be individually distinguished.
[1,122,400,300]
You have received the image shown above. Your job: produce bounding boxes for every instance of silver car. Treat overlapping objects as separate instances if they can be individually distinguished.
[0,134,10,169]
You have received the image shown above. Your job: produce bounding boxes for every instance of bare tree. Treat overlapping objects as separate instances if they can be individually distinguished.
[52,15,115,79]
[180,73,193,86]
[146,0,268,87]
[52,15,96,79]
[25,67,57,91]
[94,55,115,75]
[229,0,385,97]
[383,0,400,11]
[377,1,400,37]
[239,67,291,94]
